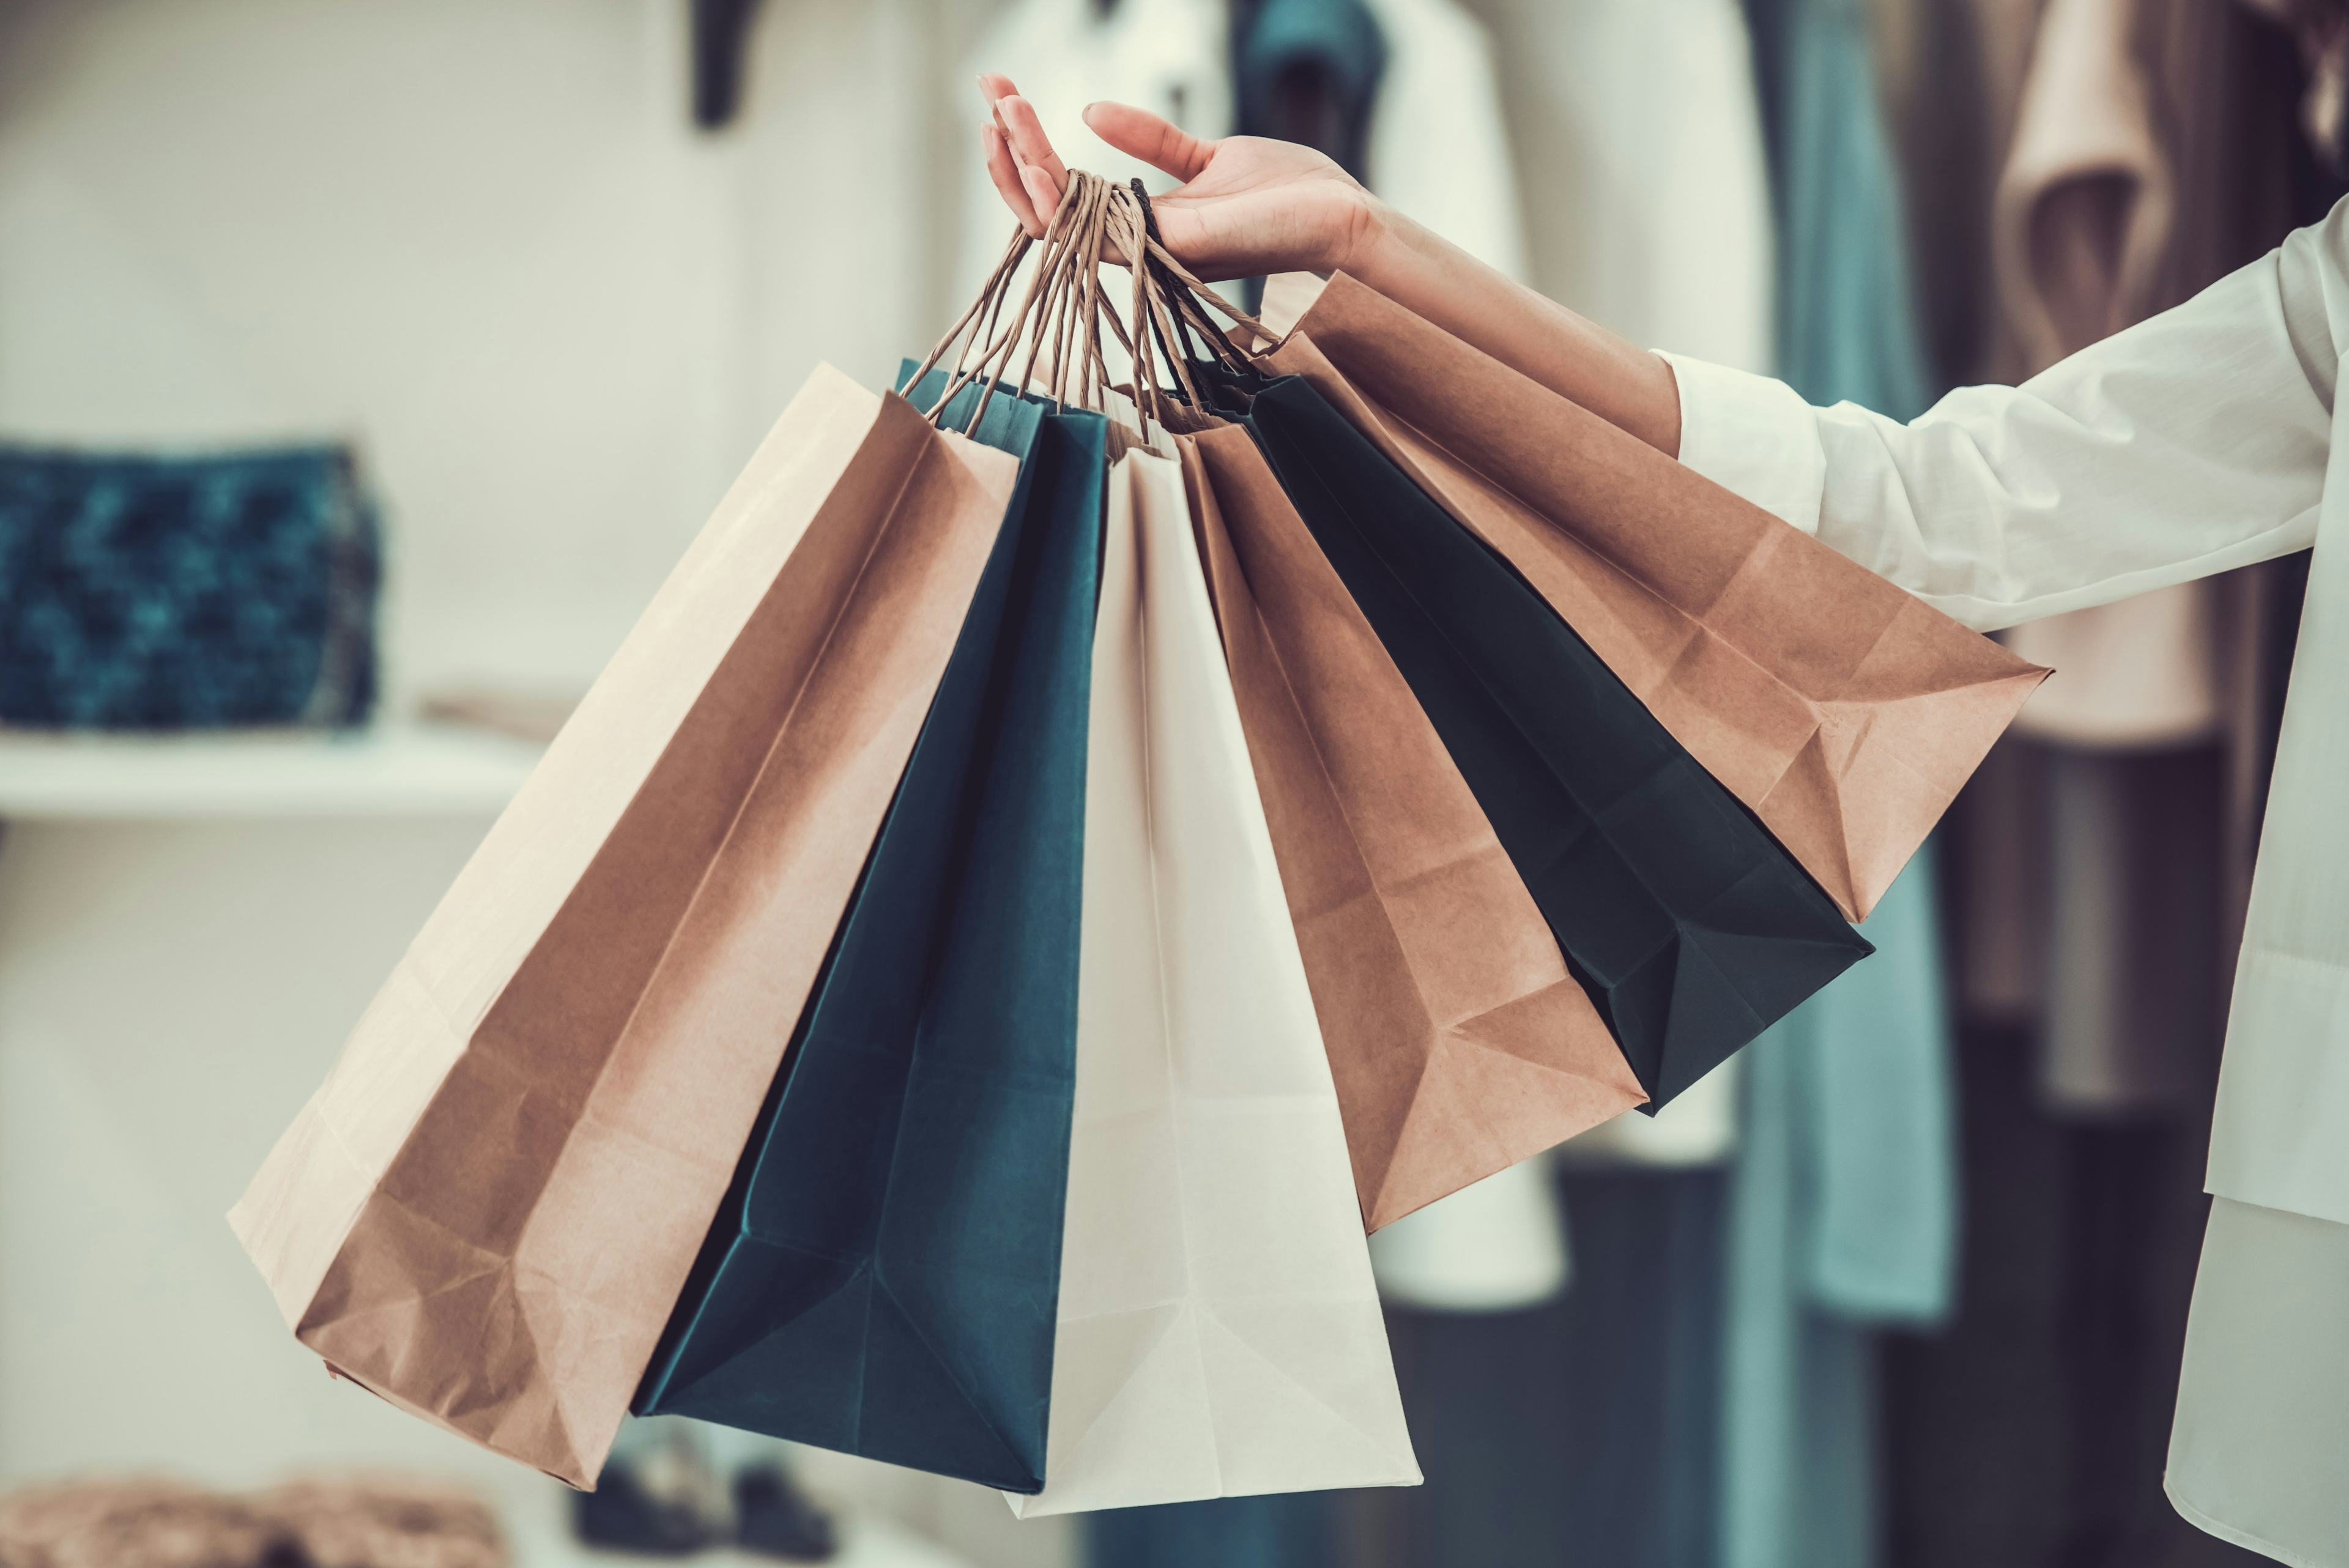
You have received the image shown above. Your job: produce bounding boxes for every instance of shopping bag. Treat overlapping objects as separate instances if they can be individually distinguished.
[1012,442,1420,1516]
[1243,366,1873,1109]
[1181,426,1644,1230]
[227,366,1017,1487]
[630,368,1104,1494]
[1258,273,2046,921]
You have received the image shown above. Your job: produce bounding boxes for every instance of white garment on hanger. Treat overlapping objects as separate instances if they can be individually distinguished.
[1553,1058,1741,1169]
[1460,0,1776,371]
[1366,1161,1569,1311]
[1663,198,2349,1568]
[1357,0,1530,284]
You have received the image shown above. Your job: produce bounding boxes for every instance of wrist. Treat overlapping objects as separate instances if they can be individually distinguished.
[1324,189,1397,281]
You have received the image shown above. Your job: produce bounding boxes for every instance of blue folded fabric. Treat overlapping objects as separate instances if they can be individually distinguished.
[0,443,379,728]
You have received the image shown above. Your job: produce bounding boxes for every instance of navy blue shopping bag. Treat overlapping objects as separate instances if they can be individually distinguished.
[634,370,1105,1493]
[1242,373,1870,1108]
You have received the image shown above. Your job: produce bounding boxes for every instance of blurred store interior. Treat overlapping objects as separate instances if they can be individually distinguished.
[0,0,2339,1565]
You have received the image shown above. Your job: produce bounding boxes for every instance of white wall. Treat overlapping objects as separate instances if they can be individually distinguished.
[0,0,977,707]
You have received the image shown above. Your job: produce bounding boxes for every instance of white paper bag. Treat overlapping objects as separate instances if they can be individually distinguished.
[1008,445,1420,1517]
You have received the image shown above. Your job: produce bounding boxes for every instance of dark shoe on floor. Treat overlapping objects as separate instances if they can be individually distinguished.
[732,1466,836,1562]
[573,1462,721,1558]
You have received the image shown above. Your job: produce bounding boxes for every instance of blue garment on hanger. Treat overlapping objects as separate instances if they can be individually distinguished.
[1725,2,1951,1565]
[1743,0,1933,419]
[1386,1167,1727,1568]
[1722,855,1956,1568]
[1233,0,1387,177]
[1085,1494,1337,1568]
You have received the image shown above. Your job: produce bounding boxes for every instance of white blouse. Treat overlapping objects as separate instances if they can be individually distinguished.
[1661,195,2349,1568]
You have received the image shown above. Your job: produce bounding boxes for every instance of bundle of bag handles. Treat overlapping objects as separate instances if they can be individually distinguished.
[905,170,1273,440]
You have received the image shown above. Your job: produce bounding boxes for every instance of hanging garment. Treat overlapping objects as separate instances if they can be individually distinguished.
[1877,1019,2225,1568]
[1724,6,1957,1564]
[1357,1167,1729,1568]
[2241,0,2349,174]
[1866,0,2060,1026]
[1742,0,1932,417]
[1233,0,1388,179]
[1661,194,2349,1568]
[1556,1062,1742,1169]
[1992,0,2238,756]
[1859,31,2299,1561]
[1015,442,1418,1517]
[1720,855,1957,1568]
[1354,0,1530,284]
[1461,0,1775,372]
[1976,0,2296,1149]
[2038,746,2225,1113]
[1363,1165,1571,1312]
[1085,1492,1338,1568]
[631,377,1101,1493]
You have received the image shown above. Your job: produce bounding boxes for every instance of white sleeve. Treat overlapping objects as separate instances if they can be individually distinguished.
[1660,199,2348,633]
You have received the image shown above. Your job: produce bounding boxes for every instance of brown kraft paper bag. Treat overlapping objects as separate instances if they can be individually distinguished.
[1179,426,1646,1231]
[228,365,1017,1486]
[1257,273,2047,921]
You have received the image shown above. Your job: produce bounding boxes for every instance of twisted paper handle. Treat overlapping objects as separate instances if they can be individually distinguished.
[905,170,1274,438]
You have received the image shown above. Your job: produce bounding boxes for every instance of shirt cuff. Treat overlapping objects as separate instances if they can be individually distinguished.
[1654,351,1828,535]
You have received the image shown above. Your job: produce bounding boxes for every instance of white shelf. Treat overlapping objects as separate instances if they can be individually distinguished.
[0,723,543,820]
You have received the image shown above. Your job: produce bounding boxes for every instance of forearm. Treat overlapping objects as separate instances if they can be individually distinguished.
[1330,181,2332,633]
[1343,205,1685,458]
[1668,228,2338,630]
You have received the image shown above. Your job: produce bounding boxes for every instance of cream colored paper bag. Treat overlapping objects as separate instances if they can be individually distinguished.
[1011,445,1420,1517]
[230,368,1015,1486]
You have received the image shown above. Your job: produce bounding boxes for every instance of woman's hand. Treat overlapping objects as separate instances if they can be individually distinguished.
[978,76,1386,283]
[973,73,1685,455]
